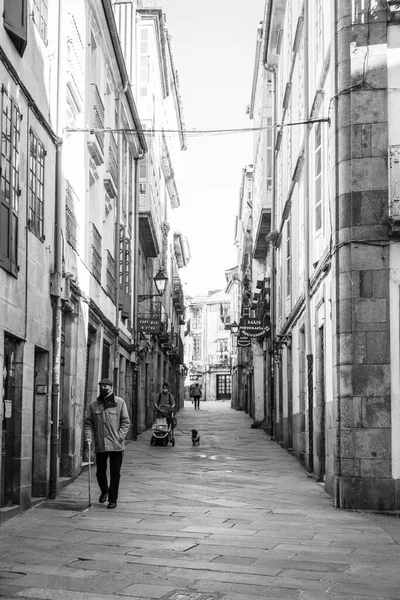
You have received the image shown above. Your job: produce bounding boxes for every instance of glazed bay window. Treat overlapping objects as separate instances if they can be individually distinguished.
[32,0,48,44]
[28,131,45,240]
[286,217,291,297]
[0,88,21,276]
[91,224,102,283]
[193,334,201,360]
[192,309,202,329]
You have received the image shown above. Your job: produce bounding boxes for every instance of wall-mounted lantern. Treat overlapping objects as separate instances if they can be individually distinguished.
[138,268,168,302]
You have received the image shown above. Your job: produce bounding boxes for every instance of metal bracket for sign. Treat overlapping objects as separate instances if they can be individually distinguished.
[272,334,292,363]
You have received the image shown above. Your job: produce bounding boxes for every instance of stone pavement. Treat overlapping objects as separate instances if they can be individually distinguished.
[1,400,400,600]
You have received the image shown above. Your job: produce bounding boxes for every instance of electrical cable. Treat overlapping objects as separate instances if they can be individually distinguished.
[64,117,330,138]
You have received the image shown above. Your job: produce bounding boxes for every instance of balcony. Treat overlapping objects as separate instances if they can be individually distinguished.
[87,84,105,166]
[253,190,272,259]
[138,184,161,258]
[173,232,190,267]
[209,353,230,367]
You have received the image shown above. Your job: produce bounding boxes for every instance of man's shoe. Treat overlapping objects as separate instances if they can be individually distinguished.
[99,492,108,504]
[107,501,117,509]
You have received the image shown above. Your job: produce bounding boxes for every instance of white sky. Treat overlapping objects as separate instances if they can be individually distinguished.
[160,0,265,296]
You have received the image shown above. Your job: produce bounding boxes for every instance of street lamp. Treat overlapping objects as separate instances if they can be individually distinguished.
[138,268,168,302]
[230,321,239,336]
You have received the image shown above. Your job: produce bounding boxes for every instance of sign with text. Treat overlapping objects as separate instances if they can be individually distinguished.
[237,336,251,348]
[138,318,160,333]
[239,318,271,339]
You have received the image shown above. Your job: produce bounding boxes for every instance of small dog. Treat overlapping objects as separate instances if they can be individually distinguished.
[191,429,200,446]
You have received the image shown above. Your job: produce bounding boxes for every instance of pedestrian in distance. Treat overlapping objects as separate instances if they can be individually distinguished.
[154,382,176,429]
[192,382,202,409]
[84,378,131,509]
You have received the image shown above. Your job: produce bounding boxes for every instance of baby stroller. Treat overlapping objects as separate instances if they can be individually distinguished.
[150,408,176,446]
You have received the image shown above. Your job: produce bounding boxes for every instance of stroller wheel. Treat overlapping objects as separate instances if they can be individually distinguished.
[163,437,168,446]
[171,436,175,446]
[150,436,155,446]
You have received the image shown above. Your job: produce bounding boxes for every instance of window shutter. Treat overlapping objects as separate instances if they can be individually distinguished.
[0,201,10,266]
[4,0,27,56]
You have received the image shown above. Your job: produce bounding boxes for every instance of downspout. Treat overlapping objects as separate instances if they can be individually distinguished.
[333,0,342,504]
[132,153,143,440]
[303,0,314,473]
[50,0,65,498]
[113,83,128,390]
[265,64,276,439]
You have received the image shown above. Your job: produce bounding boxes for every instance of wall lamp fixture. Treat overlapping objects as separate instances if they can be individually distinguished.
[272,334,291,363]
[230,321,240,336]
[138,268,168,302]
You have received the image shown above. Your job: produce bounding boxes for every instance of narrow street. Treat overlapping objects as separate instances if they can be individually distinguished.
[1,401,400,600]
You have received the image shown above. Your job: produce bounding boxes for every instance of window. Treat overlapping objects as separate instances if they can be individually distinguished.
[0,88,21,276]
[66,180,79,250]
[3,0,27,56]
[91,224,102,283]
[193,334,201,360]
[314,123,322,231]
[266,117,273,191]
[106,250,115,301]
[32,0,48,44]
[192,309,202,329]
[218,339,228,353]
[29,131,45,240]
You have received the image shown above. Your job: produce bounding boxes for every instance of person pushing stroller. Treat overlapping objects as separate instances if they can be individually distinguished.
[154,382,176,428]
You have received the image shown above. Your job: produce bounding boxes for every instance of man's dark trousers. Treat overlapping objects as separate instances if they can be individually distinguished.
[96,451,123,502]
[194,397,200,409]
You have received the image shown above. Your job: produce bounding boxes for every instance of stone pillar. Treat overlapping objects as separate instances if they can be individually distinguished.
[332,0,394,509]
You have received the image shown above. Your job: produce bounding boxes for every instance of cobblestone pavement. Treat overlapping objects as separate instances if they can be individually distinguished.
[1,400,400,600]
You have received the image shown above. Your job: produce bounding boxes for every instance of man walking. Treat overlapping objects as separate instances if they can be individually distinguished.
[84,378,130,509]
[192,382,202,409]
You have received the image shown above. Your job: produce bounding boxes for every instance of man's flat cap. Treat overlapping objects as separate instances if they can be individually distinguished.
[99,378,113,386]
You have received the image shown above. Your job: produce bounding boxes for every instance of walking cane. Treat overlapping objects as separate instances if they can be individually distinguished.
[87,440,92,508]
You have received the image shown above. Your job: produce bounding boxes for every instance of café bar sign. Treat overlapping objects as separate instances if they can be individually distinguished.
[239,318,271,339]
[138,318,160,333]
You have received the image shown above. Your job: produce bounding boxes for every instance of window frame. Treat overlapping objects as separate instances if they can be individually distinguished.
[28,129,46,241]
[314,122,323,233]
[32,0,48,45]
[0,87,21,277]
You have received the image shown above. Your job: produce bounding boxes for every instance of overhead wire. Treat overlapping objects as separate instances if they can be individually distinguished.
[64,116,330,138]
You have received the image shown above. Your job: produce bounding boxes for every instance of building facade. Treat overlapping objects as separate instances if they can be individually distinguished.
[0,0,189,522]
[185,291,232,402]
[234,0,400,509]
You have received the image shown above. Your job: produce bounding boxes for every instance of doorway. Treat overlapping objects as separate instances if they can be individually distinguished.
[216,374,231,400]
[1,335,22,507]
[32,348,49,497]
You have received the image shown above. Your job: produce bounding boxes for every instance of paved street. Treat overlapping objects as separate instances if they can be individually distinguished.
[1,400,400,600]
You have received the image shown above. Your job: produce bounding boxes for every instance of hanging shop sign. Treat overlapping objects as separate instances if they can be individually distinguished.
[239,318,271,339]
[138,318,160,333]
[237,336,251,348]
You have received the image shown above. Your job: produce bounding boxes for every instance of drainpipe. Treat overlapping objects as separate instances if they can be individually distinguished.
[50,0,65,498]
[303,0,314,473]
[264,63,276,438]
[113,84,128,390]
[131,154,143,440]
